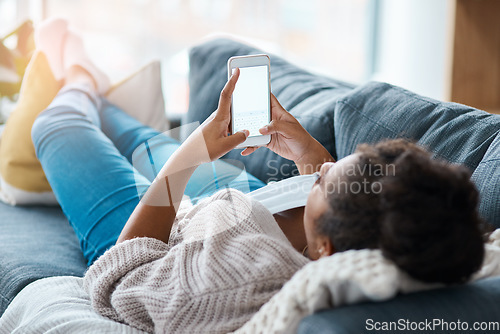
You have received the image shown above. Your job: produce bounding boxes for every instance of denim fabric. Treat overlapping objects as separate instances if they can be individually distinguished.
[31,85,264,265]
[187,38,356,183]
[0,201,87,317]
[298,277,500,334]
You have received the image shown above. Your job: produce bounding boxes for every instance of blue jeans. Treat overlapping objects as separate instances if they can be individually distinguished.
[31,84,265,265]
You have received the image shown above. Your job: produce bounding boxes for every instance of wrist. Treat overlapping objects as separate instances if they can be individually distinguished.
[295,141,334,174]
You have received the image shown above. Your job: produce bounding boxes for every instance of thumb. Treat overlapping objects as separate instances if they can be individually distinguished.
[221,130,249,151]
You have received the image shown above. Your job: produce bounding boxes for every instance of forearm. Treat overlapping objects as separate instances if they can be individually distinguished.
[117,134,206,244]
[117,69,247,244]
[116,166,196,244]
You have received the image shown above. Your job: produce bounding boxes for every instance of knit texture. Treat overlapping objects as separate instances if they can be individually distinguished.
[234,230,500,334]
[82,189,309,333]
[3,228,500,333]
[0,276,146,334]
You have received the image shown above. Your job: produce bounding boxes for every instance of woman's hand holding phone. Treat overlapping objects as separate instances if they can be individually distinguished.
[118,70,249,245]
[168,69,249,168]
[241,94,334,174]
[199,68,249,161]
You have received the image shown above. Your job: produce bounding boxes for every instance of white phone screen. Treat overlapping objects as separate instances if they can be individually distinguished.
[232,65,270,137]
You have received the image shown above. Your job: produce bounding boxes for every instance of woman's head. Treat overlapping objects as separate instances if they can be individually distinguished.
[303,139,486,284]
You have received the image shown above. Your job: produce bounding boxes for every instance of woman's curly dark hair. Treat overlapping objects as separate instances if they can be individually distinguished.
[316,139,487,284]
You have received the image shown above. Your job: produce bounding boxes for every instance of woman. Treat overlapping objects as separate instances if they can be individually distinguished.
[27,21,489,333]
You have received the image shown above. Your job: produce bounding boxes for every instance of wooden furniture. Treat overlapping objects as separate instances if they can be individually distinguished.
[448,0,500,114]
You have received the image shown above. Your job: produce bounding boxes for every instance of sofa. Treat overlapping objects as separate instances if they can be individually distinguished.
[1,38,499,333]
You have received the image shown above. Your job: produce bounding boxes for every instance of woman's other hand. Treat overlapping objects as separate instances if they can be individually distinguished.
[241,93,334,174]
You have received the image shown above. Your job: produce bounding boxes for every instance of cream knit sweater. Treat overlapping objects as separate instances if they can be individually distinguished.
[83,189,309,333]
[2,191,500,333]
[235,229,500,334]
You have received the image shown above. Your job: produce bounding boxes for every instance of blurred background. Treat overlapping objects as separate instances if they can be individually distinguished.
[1,0,498,119]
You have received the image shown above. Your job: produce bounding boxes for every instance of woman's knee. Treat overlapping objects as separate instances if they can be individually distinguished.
[31,108,56,147]
[31,105,94,155]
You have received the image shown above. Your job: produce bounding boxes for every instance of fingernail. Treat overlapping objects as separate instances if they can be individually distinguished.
[259,126,268,134]
[243,129,249,137]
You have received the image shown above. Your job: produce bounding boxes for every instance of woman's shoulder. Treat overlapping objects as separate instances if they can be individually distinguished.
[175,188,309,282]
[177,222,309,299]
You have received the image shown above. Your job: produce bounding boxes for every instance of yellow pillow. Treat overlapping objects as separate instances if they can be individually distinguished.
[0,53,168,205]
[0,51,61,205]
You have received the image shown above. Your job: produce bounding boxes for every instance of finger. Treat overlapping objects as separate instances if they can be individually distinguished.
[220,129,249,152]
[216,68,240,119]
[241,147,258,156]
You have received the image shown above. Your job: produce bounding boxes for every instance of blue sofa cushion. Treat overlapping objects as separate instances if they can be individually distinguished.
[334,82,500,226]
[188,39,500,226]
[0,202,87,316]
[334,82,500,170]
[187,39,500,332]
[298,277,500,334]
[471,133,500,227]
[187,38,355,182]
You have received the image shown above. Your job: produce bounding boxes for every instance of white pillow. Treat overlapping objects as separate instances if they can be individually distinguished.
[107,60,169,132]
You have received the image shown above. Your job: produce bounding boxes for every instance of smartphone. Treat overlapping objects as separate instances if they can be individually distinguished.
[227,54,271,149]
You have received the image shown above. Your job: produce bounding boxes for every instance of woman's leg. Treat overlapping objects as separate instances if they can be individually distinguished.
[98,101,266,202]
[32,83,150,265]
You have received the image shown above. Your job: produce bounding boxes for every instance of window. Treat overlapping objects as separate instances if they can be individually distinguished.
[2,0,455,116]
[2,0,374,115]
